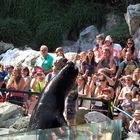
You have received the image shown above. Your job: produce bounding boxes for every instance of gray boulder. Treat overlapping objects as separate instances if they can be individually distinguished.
[125,4,140,50]
[63,25,99,52]
[84,111,111,123]
[9,116,30,133]
[0,102,24,128]
[0,41,14,54]
[125,4,140,36]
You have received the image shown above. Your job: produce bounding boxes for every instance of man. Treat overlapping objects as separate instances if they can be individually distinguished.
[115,51,139,79]
[35,45,54,75]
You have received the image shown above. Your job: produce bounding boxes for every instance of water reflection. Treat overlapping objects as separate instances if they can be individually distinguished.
[0,120,121,140]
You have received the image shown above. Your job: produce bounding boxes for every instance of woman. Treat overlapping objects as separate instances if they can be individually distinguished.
[122,38,138,61]
[132,68,140,88]
[77,75,90,109]
[81,49,96,77]
[118,75,138,100]
[6,67,24,106]
[20,67,31,102]
[93,75,114,99]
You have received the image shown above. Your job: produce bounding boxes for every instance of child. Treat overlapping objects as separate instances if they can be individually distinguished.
[118,92,134,130]
[129,110,140,134]
[24,94,38,116]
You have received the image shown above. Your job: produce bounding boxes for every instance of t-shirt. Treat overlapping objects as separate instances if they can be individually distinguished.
[35,54,53,71]
[31,80,46,93]
[112,43,122,57]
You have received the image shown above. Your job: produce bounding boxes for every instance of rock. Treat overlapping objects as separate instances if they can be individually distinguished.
[0,48,40,66]
[63,25,99,52]
[0,102,24,128]
[84,111,111,123]
[125,4,140,36]
[125,4,140,50]
[105,13,122,31]
[9,116,30,133]
[133,27,140,50]
[0,128,9,135]
[0,41,14,54]
[76,109,89,125]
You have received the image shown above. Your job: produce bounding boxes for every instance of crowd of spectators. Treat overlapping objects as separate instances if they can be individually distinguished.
[0,34,140,135]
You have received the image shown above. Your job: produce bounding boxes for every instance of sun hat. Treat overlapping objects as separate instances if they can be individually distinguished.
[133,110,140,116]
[105,35,112,43]
[35,67,44,73]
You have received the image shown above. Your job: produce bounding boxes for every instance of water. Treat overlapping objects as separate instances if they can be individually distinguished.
[0,120,120,140]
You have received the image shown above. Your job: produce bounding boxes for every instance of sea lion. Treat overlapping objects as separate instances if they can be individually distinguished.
[28,62,78,130]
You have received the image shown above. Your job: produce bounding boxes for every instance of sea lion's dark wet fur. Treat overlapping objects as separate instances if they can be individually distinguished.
[28,62,78,130]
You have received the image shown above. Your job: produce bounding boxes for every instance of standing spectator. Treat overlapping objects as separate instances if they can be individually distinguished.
[76,51,87,73]
[96,47,116,77]
[35,45,54,75]
[93,34,104,63]
[81,49,96,77]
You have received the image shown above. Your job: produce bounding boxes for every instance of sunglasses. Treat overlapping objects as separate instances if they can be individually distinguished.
[41,49,47,52]
[99,79,106,82]
[125,79,131,81]
[127,42,133,45]
[37,73,43,76]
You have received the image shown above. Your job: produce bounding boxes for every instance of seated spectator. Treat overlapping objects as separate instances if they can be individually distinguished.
[116,51,138,79]
[0,63,8,88]
[132,68,140,88]
[77,75,90,109]
[20,67,31,102]
[30,68,46,93]
[4,65,14,83]
[132,93,140,110]
[81,49,96,77]
[93,74,114,99]
[118,92,134,129]
[96,87,114,101]
[55,47,65,58]
[118,75,138,100]
[129,110,140,134]
[122,38,138,61]
[6,67,24,106]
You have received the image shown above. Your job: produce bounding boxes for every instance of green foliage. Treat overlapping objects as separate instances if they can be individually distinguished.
[0,0,137,50]
[105,21,130,47]
[0,18,32,47]
[64,1,106,30]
